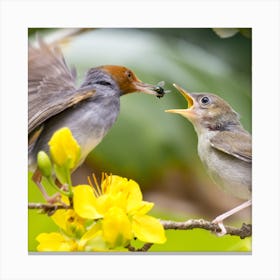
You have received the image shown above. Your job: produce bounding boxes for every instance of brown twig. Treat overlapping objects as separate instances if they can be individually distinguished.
[126,242,154,252]
[160,219,252,239]
[125,219,251,252]
[28,202,71,216]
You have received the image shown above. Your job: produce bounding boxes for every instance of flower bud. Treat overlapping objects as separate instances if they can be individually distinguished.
[37,151,52,177]
[48,127,81,169]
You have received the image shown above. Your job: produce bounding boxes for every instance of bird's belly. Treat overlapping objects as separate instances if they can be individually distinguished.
[198,141,251,200]
[75,126,106,166]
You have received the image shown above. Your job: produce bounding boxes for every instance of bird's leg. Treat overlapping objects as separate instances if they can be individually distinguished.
[31,169,62,204]
[212,199,252,236]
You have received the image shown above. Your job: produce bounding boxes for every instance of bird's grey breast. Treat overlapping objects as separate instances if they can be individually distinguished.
[197,131,251,200]
[73,95,120,162]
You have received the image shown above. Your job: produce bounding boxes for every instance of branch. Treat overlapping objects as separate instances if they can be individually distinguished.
[125,219,251,252]
[126,242,153,252]
[160,219,252,239]
[28,202,70,215]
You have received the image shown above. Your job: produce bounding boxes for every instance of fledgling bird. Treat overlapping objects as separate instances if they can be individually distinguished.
[166,84,251,235]
[28,38,166,201]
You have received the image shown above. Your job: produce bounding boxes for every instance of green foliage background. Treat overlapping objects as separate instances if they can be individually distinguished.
[28,28,251,252]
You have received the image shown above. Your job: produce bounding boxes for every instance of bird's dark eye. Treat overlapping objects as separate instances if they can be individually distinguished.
[200,96,210,105]
[127,71,132,79]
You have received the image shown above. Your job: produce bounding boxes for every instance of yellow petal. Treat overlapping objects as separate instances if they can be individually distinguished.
[51,209,73,231]
[132,215,166,244]
[102,175,143,212]
[48,127,81,169]
[51,209,86,238]
[102,207,133,248]
[101,175,126,194]
[103,176,142,199]
[125,180,143,212]
[60,195,70,205]
[81,232,108,252]
[96,193,126,214]
[50,195,71,231]
[36,232,77,252]
[79,223,108,251]
[130,201,154,216]
[80,223,101,244]
[73,185,102,219]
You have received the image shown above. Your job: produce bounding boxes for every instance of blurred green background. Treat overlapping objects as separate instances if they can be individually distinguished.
[28,28,251,252]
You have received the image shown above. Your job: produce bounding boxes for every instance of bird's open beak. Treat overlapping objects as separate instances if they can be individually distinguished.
[165,84,195,118]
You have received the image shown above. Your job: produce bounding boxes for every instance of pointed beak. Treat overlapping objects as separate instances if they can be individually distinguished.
[133,79,167,98]
[165,84,195,118]
[134,81,158,95]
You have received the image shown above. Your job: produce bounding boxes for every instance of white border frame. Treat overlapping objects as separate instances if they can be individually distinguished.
[1,1,279,279]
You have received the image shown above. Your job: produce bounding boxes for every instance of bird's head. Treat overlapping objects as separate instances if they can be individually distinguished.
[165,84,240,133]
[99,65,163,96]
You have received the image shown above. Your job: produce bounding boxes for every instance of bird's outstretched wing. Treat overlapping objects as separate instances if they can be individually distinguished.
[28,37,95,134]
[210,130,252,163]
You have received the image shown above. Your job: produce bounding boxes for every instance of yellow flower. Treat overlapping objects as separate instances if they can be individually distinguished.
[35,127,166,251]
[36,229,106,252]
[73,175,166,247]
[36,232,78,252]
[48,127,81,169]
[51,209,86,238]
[36,176,166,251]
[36,206,107,252]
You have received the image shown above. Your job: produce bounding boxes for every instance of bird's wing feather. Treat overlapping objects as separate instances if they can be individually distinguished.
[28,89,96,134]
[210,130,252,162]
[28,37,95,134]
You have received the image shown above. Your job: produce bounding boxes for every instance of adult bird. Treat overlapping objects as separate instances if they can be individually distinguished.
[28,38,166,201]
[166,84,251,235]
